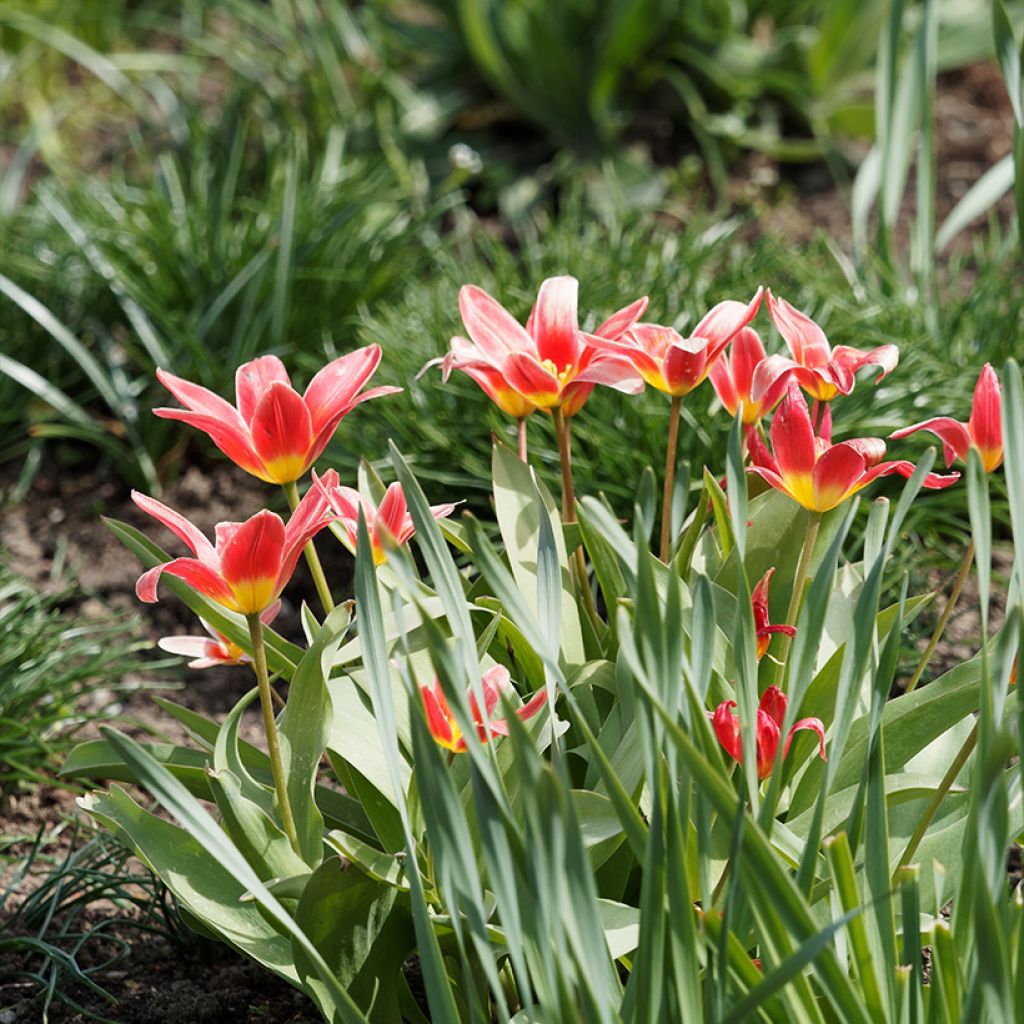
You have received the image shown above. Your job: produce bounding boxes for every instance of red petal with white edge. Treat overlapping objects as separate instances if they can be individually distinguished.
[476,665,511,720]
[235,355,291,425]
[771,382,818,482]
[572,354,645,393]
[249,382,314,481]
[158,635,222,661]
[279,484,336,586]
[840,437,886,467]
[303,346,383,435]
[968,363,1002,468]
[304,385,403,469]
[132,492,219,564]
[663,338,712,395]
[532,276,581,370]
[766,291,831,366]
[559,381,595,418]
[152,407,267,479]
[832,343,899,381]
[712,701,742,763]
[459,285,535,363]
[783,717,827,762]
[810,442,869,511]
[692,287,763,347]
[156,369,248,428]
[862,461,961,491]
[758,684,787,729]
[890,416,970,468]
[749,353,798,405]
[376,483,409,547]
[594,296,649,339]
[219,511,286,607]
[503,351,562,401]
[136,558,234,606]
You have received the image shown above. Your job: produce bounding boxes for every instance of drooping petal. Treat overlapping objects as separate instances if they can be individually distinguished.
[459,285,535,363]
[783,717,827,763]
[594,296,649,339]
[235,355,291,425]
[968,363,1003,471]
[890,416,971,468]
[218,510,286,614]
[249,382,315,483]
[131,492,218,564]
[766,291,832,366]
[303,346,387,435]
[862,460,961,491]
[831,343,899,383]
[531,276,581,370]
[136,558,235,607]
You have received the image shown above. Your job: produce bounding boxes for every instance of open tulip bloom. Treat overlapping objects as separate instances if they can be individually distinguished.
[154,348,400,484]
[750,291,899,404]
[752,568,796,660]
[586,288,763,397]
[709,326,788,425]
[158,602,281,669]
[133,488,335,615]
[749,381,958,513]
[314,469,457,565]
[442,276,648,418]
[421,665,548,753]
[713,685,826,779]
[890,362,1003,473]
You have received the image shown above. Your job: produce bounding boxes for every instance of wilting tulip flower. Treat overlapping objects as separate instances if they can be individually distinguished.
[154,349,400,484]
[750,291,899,404]
[158,602,281,669]
[709,327,787,424]
[748,382,958,513]
[587,289,763,398]
[314,470,456,566]
[421,665,548,753]
[890,363,1003,473]
[133,488,334,614]
[752,569,796,660]
[712,685,826,779]
[441,276,647,417]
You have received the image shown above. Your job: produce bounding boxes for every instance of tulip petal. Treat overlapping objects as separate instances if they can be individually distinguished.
[810,442,869,512]
[280,483,336,585]
[831,343,899,382]
[889,417,970,468]
[771,382,818,483]
[766,291,832,366]
[152,407,268,479]
[156,368,247,427]
[421,684,457,750]
[235,355,291,424]
[755,708,782,778]
[137,558,235,606]
[250,382,315,483]
[594,296,649,339]
[862,461,961,491]
[132,492,218,564]
[303,346,386,435]
[692,287,763,347]
[968,363,1002,471]
[477,665,511,719]
[532,275,581,370]
[783,717,827,762]
[219,510,286,614]
[571,353,645,393]
[663,338,712,395]
[376,483,409,547]
[758,685,787,729]
[712,701,742,764]
[503,352,562,405]
[459,285,535,363]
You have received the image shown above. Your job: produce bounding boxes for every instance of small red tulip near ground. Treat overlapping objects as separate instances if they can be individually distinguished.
[314,469,457,566]
[421,665,548,753]
[750,291,899,404]
[441,276,648,417]
[712,685,826,779]
[748,382,959,512]
[154,349,400,484]
[890,363,1003,473]
[158,602,281,669]
[132,487,334,614]
[752,569,797,660]
[586,288,763,397]
[709,326,789,425]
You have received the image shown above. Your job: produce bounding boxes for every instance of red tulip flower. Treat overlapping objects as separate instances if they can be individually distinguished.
[709,327,788,424]
[889,363,1003,473]
[314,469,457,566]
[133,488,335,614]
[158,602,281,669]
[586,289,763,397]
[420,665,548,753]
[442,276,648,418]
[748,382,958,512]
[752,568,796,660]
[154,349,400,484]
[713,685,826,779]
[751,291,899,404]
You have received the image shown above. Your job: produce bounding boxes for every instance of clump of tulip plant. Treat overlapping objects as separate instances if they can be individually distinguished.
[67,279,1024,1024]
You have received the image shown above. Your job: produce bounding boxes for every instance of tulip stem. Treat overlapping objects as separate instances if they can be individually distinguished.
[517,417,528,462]
[904,540,974,695]
[552,408,601,634]
[282,480,335,615]
[660,395,683,562]
[247,612,300,855]
[776,510,821,685]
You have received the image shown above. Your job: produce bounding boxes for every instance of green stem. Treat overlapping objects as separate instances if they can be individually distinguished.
[517,417,528,462]
[904,540,974,695]
[660,395,683,563]
[552,408,601,634]
[895,720,977,877]
[282,480,334,614]
[246,612,300,855]
[775,510,821,686]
